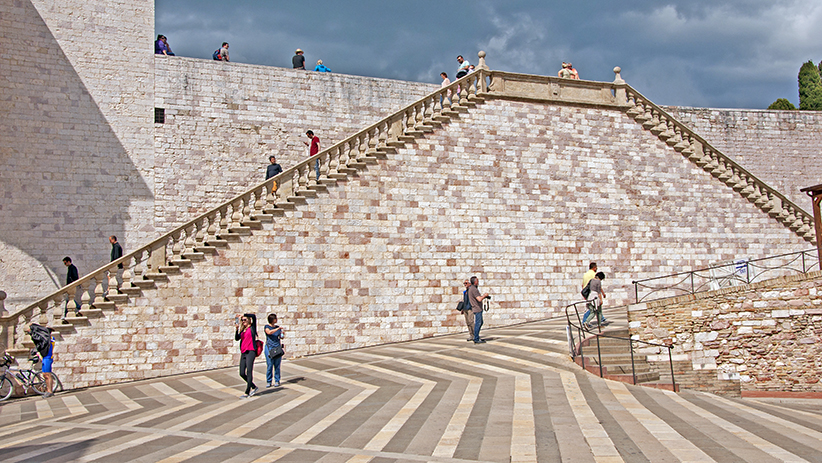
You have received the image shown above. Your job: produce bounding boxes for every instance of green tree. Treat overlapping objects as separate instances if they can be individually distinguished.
[767,98,796,110]
[798,60,822,110]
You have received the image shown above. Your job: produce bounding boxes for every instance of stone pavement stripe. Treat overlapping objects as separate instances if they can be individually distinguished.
[288,364,379,445]
[3,428,114,463]
[224,383,320,437]
[664,391,807,463]
[251,447,295,462]
[35,396,53,419]
[605,381,715,463]
[114,435,203,463]
[738,398,822,433]
[355,362,436,452]
[61,394,89,416]
[384,357,481,459]
[0,419,41,439]
[542,374,598,463]
[344,455,373,463]
[0,423,66,449]
[73,433,166,462]
[683,393,822,462]
[153,439,225,463]
[87,384,168,426]
[192,374,244,396]
[562,373,624,462]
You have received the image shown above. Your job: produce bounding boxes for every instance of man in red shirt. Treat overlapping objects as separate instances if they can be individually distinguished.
[304,130,320,181]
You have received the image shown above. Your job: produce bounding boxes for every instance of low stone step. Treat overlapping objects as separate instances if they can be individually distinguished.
[106,294,129,303]
[319,178,338,187]
[251,213,274,223]
[228,226,252,235]
[206,238,229,247]
[607,371,660,384]
[63,314,90,326]
[286,196,307,206]
[169,258,193,268]
[92,301,116,311]
[132,279,156,290]
[328,173,349,180]
[386,140,405,148]
[49,323,75,334]
[145,272,170,282]
[182,252,206,260]
[309,184,329,193]
[240,220,262,230]
[297,189,318,198]
[398,135,416,143]
[362,156,379,165]
[119,287,142,297]
[260,208,286,217]
[158,265,181,275]
[194,245,218,254]
[217,233,242,242]
[348,161,367,170]
[5,348,31,359]
[82,308,104,318]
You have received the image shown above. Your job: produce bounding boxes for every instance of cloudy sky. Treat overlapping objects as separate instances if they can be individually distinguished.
[156,0,822,109]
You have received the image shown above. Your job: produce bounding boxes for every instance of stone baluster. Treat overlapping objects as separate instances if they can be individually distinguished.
[442,87,453,112]
[432,92,443,117]
[36,301,49,326]
[665,124,681,147]
[643,109,659,130]
[366,128,379,157]
[717,161,733,182]
[107,264,119,297]
[702,150,719,172]
[730,169,745,191]
[79,281,91,314]
[357,133,368,161]
[131,249,144,284]
[327,145,341,176]
[753,184,769,208]
[277,172,293,200]
[94,272,107,306]
[170,229,184,262]
[253,187,267,215]
[776,197,790,221]
[120,254,133,290]
[459,80,469,106]
[228,198,242,229]
[51,294,63,324]
[798,215,813,237]
[241,193,253,223]
[413,102,425,130]
[740,175,757,198]
[626,94,644,118]
[423,98,435,126]
[346,139,358,167]
[470,74,480,99]
[650,113,667,135]
[659,120,675,141]
[295,164,307,193]
[317,151,330,180]
[376,121,389,152]
[673,129,690,152]
[403,108,415,135]
[215,206,228,237]
[389,114,404,144]
[183,224,197,254]
[788,207,804,231]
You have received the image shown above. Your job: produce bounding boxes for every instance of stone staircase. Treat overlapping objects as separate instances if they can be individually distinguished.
[0,59,816,387]
[575,328,664,386]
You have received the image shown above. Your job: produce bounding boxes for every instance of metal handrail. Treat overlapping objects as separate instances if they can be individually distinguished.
[565,301,676,391]
[631,248,819,303]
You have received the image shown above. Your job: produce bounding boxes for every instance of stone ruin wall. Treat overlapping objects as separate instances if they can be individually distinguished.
[153,57,437,236]
[628,271,822,395]
[663,106,822,211]
[54,99,811,388]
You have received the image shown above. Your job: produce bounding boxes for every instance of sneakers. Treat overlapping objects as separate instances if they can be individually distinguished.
[249,387,258,397]
[239,394,249,399]
[43,392,54,398]
[266,382,272,388]
[274,381,280,387]
[473,339,486,344]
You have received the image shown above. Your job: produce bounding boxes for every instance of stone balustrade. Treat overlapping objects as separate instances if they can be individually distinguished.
[622,85,816,244]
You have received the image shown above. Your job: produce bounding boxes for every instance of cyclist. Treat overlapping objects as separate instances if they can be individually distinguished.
[25,323,55,397]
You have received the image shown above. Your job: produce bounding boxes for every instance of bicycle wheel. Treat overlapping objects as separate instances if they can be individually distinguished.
[31,372,48,395]
[51,373,64,393]
[0,376,13,401]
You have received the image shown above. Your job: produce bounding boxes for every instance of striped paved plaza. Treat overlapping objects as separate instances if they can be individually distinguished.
[1,309,821,462]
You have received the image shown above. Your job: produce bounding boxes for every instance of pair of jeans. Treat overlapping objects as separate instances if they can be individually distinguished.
[264,344,282,385]
[473,311,484,342]
[239,350,257,394]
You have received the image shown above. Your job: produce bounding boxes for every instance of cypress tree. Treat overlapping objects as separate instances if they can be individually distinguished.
[798,60,822,110]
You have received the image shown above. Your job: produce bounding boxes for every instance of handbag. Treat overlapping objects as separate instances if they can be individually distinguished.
[456,301,465,311]
[255,339,264,356]
[581,280,591,299]
[268,344,284,359]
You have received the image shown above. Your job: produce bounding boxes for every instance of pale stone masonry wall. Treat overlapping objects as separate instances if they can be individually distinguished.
[663,107,822,210]
[629,271,822,394]
[153,57,437,235]
[53,99,809,388]
[0,0,155,308]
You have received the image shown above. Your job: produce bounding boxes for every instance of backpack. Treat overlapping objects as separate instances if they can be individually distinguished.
[29,324,51,357]
[213,49,222,60]
[581,280,592,299]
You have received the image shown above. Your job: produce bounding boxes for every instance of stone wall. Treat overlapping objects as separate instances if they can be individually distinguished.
[663,107,822,210]
[0,0,155,308]
[628,271,822,395]
[153,57,437,235]
[52,98,810,388]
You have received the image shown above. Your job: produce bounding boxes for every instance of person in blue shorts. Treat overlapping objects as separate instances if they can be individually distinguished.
[26,323,55,397]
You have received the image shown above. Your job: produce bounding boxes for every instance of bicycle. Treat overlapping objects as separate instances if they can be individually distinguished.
[0,353,63,401]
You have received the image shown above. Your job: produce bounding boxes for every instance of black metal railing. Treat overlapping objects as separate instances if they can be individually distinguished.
[565,301,676,390]
[631,249,820,304]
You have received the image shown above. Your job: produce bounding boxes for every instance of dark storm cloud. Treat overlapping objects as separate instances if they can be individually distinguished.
[156,0,822,108]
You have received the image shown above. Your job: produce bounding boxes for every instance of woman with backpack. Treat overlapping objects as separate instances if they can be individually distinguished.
[234,313,259,398]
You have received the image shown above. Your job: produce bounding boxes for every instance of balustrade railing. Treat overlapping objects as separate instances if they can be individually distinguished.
[0,62,492,353]
[631,248,820,303]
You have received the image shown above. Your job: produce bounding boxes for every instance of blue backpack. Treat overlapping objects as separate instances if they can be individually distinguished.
[213,49,222,60]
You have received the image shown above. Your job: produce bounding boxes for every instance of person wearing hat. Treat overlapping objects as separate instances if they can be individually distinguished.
[314,60,331,73]
[292,49,305,70]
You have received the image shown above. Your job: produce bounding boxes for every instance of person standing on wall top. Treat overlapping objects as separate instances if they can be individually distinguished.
[62,256,81,319]
[558,62,573,79]
[293,49,306,69]
[266,155,283,180]
[214,42,229,62]
[314,60,331,72]
[162,36,175,56]
[460,279,475,341]
[155,35,170,55]
[456,55,470,79]
[567,62,580,79]
[235,313,259,398]
[303,130,320,181]
[467,276,490,344]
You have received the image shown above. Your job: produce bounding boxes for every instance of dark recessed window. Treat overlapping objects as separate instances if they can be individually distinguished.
[154,107,165,124]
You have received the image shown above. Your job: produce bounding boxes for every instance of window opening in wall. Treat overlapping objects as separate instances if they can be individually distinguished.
[154,107,165,124]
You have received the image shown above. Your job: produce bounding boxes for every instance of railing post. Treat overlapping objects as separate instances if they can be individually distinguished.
[668,345,677,392]
[596,333,603,378]
[634,281,638,304]
[690,272,694,295]
[630,340,637,385]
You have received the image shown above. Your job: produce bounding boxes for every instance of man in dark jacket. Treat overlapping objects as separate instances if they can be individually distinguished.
[62,256,81,318]
[265,155,283,180]
[109,235,124,289]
